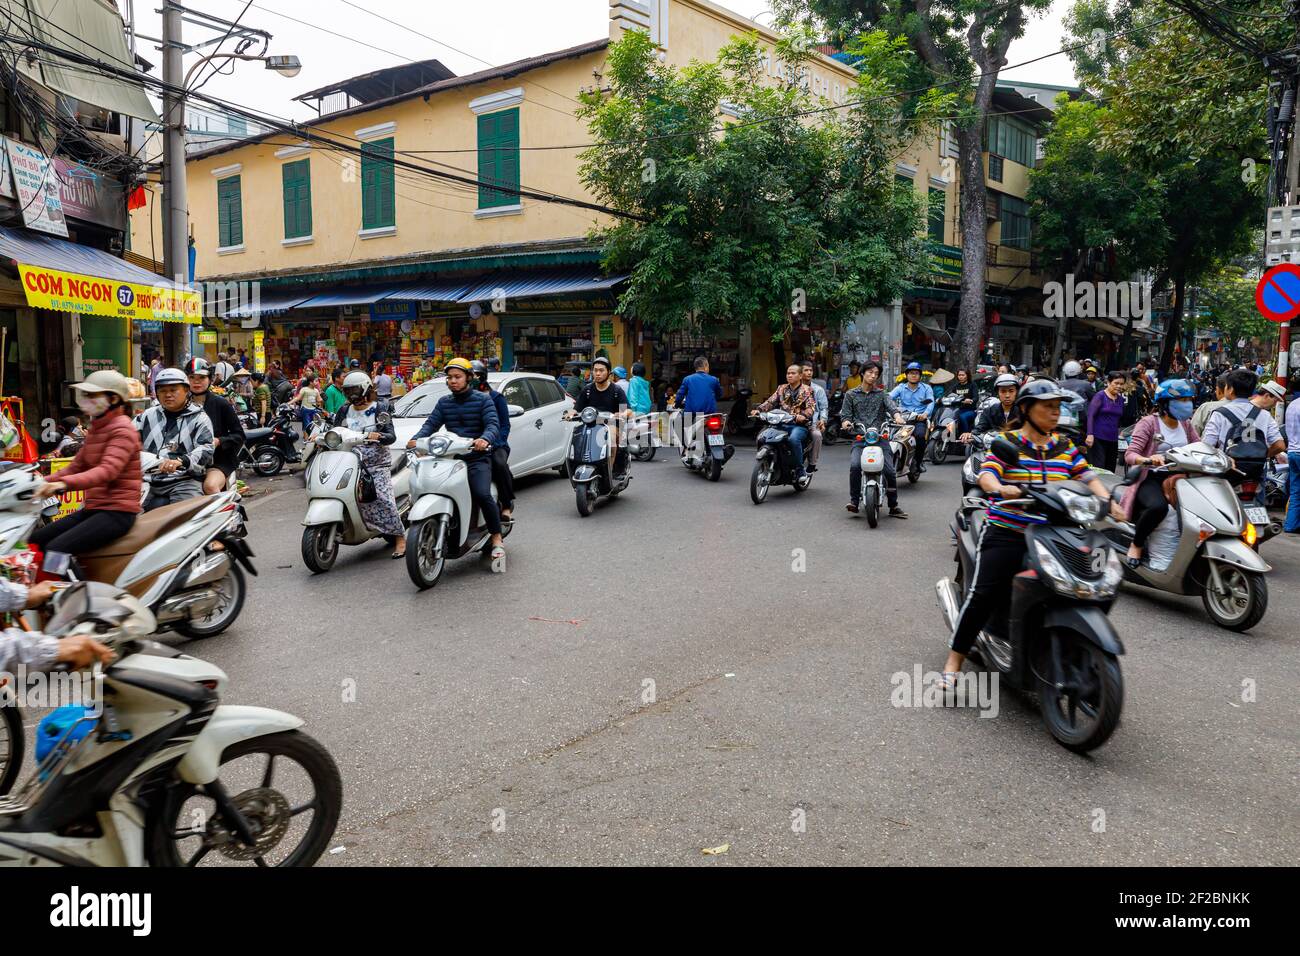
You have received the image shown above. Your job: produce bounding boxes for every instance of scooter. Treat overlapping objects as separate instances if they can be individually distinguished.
[726,388,761,438]
[300,421,412,572]
[674,410,735,481]
[1232,470,1282,548]
[824,389,845,446]
[239,403,300,478]
[54,455,256,641]
[936,438,1126,753]
[891,412,922,484]
[0,581,342,867]
[1097,443,1271,631]
[566,408,631,517]
[847,420,887,528]
[749,409,812,504]
[628,412,661,462]
[928,394,965,464]
[961,432,995,496]
[403,433,512,589]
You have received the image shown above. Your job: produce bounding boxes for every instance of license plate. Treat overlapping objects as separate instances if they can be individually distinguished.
[707,434,725,446]
[1245,506,1268,525]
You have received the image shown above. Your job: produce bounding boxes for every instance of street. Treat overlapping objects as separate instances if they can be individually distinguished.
[187,443,1298,866]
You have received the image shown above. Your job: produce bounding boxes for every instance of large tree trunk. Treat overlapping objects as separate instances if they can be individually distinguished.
[1157,272,1186,378]
[953,123,990,373]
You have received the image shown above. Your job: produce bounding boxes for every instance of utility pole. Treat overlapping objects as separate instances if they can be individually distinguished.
[161,0,189,365]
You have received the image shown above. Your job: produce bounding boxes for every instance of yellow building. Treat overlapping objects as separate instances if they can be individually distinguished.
[134,0,1054,393]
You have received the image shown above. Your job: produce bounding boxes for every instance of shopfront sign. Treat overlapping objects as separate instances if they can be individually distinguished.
[509,296,617,312]
[928,243,962,283]
[253,330,266,372]
[135,320,163,332]
[370,300,417,322]
[4,139,68,237]
[598,319,615,345]
[196,330,218,344]
[18,264,201,324]
[54,159,126,231]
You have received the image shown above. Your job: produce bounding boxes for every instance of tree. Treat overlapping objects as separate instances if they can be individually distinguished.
[775,0,1054,371]
[577,28,950,350]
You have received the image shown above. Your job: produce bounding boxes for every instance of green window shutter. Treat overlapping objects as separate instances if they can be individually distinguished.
[361,138,395,229]
[927,188,945,243]
[477,108,520,209]
[282,159,312,239]
[218,175,242,248]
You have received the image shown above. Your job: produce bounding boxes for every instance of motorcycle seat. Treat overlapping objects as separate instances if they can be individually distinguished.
[244,427,274,441]
[75,496,214,586]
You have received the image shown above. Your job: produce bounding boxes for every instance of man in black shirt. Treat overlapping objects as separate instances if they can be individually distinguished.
[570,357,629,475]
[185,357,246,493]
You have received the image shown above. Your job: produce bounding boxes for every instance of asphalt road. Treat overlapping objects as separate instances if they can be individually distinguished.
[188,440,1297,865]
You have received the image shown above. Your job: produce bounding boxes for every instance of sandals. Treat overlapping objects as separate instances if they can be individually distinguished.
[936,672,961,691]
[392,549,406,560]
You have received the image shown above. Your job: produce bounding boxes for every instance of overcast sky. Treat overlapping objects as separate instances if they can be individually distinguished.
[127,0,1077,125]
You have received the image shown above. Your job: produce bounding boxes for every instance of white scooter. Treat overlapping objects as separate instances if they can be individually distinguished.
[0,581,342,867]
[1097,442,1271,632]
[672,410,735,481]
[300,421,412,573]
[403,433,512,589]
[846,420,888,527]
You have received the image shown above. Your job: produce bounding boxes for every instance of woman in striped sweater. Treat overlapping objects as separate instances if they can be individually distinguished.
[939,380,1124,689]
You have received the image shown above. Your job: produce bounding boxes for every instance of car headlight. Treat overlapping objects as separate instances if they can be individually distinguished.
[1059,488,1102,524]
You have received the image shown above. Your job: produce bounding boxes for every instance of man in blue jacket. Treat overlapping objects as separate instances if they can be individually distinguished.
[407,357,505,555]
[472,359,514,523]
[889,362,936,469]
[675,356,722,413]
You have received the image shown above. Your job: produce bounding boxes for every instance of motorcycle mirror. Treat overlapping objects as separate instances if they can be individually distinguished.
[376,413,392,426]
[991,437,1021,465]
[507,404,525,418]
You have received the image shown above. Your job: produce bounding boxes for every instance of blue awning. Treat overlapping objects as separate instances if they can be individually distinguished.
[296,287,396,308]
[382,279,474,303]
[224,292,314,318]
[457,269,626,304]
[0,225,187,288]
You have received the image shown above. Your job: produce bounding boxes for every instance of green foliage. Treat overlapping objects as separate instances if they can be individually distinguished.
[577,29,950,335]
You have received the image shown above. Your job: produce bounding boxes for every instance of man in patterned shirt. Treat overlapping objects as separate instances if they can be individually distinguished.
[753,364,816,480]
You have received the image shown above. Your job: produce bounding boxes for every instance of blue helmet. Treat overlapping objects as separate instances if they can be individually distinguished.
[905,362,923,372]
[613,366,628,379]
[1154,378,1194,402]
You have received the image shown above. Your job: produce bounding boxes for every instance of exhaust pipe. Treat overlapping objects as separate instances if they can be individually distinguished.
[156,588,219,623]
[182,552,231,589]
[935,578,961,632]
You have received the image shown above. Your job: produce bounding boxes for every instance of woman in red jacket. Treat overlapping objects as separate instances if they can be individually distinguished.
[33,370,141,555]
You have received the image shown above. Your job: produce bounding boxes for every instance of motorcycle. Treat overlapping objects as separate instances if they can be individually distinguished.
[936,438,1126,753]
[1056,392,1088,445]
[403,432,512,589]
[300,419,412,573]
[824,389,845,446]
[847,420,888,528]
[298,413,329,478]
[961,432,996,497]
[0,581,342,867]
[239,403,300,478]
[928,394,967,464]
[749,409,812,504]
[1232,467,1283,547]
[1096,443,1270,632]
[891,412,923,485]
[566,408,631,517]
[673,410,735,481]
[628,412,662,463]
[53,453,255,640]
[726,388,761,438]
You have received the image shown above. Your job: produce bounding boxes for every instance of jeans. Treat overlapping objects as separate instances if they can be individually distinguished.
[466,457,503,535]
[957,409,976,435]
[30,508,136,556]
[912,418,930,460]
[1286,452,1300,532]
[850,439,897,507]
[144,478,202,512]
[491,445,514,512]
[784,424,809,476]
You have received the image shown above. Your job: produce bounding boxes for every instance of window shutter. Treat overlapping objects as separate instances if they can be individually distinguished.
[477,108,519,208]
[927,188,945,243]
[218,176,242,248]
[282,159,311,238]
[361,138,394,229]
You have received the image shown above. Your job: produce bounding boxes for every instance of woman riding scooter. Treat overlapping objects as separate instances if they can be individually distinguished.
[937,379,1124,689]
[334,371,406,559]
[1117,379,1200,568]
[34,370,142,555]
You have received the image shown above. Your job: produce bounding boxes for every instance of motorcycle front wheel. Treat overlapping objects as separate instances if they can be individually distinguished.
[1201,567,1268,632]
[406,516,448,590]
[1037,634,1123,753]
[0,702,22,796]
[301,525,339,574]
[864,484,879,528]
[931,438,948,465]
[749,460,771,504]
[632,444,656,462]
[145,730,342,867]
[575,484,595,517]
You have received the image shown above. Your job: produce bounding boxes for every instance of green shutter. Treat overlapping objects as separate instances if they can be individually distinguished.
[282,159,312,239]
[477,108,520,209]
[927,188,945,243]
[361,138,395,229]
[217,175,242,248]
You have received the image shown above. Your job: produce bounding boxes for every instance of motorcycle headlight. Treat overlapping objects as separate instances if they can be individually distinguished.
[428,436,452,457]
[323,430,343,451]
[1099,548,1123,596]
[1059,489,1103,524]
[865,427,880,444]
[580,407,599,426]
[1191,449,1229,474]
[1032,539,1074,595]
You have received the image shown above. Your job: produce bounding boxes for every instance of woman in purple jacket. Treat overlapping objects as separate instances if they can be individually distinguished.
[1085,370,1128,471]
[1119,380,1199,568]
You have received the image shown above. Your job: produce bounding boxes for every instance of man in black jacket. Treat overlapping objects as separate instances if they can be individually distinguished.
[185,357,246,493]
[840,361,907,518]
[406,358,505,556]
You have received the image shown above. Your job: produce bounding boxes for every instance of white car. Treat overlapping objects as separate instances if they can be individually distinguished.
[392,372,575,477]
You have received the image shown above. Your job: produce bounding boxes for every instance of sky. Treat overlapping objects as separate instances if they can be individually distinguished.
[126,0,1079,126]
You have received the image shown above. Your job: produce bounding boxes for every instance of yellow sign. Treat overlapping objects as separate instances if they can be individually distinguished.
[47,457,85,518]
[196,330,217,344]
[253,330,266,372]
[18,263,201,324]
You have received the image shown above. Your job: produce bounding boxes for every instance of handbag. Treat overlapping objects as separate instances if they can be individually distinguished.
[356,460,378,503]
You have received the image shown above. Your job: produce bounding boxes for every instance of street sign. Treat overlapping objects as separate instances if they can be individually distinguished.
[1254,263,1300,322]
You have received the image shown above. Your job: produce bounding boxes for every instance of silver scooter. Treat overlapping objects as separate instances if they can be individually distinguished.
[672,410,735,481]
[300,418,412,573]
[1096,442,1271,632]
[403,431,512,589]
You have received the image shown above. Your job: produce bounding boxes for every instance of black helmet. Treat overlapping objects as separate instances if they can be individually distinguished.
[183,356,211,378]
[631,361,646,377]
[470,359,489,388]
[1014,378,1074,416]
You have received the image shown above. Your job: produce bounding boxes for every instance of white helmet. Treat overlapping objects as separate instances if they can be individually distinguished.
[1062,360,1082,378]
[993,373,1020,389]
[342,371,372,400]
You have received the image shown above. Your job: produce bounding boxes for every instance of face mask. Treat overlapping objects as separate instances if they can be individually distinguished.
[76,394,113,418]
[1168,400,1194,421]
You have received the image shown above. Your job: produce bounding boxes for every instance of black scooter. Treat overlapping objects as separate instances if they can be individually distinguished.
[749,409,813,504]
[567,407,631,516]
[726,388,761,438]
[239,403,300,477]
[935,438,1126,753]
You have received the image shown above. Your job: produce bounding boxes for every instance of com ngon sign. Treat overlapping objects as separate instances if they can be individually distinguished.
[17,264,201,324]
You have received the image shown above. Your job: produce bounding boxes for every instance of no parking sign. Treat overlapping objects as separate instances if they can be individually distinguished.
[1255,263,1300,322]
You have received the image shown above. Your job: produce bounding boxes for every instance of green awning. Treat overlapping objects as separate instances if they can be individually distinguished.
[6,0,158,122]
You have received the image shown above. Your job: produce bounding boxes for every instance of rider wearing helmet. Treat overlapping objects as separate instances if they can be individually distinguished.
[965,373,1021,443]
[334,371,406,557]
[471,360,514,522]
[185,357,246,494]
[938,378,1121,689]
[1059,359,1096,403]
[573,356,631,477]
[407,358,505,560]
[134,368,215,510]
[888,362,935,468]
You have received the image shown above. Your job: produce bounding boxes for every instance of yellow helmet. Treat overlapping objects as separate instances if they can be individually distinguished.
[444,357,474,375]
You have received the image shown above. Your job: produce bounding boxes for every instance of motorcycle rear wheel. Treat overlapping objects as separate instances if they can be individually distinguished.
[253,448,284,477]
[632,444,656,462]
[706,457,723,482]
[0,703,22,796]
[864,484,879,528]
[750,460,771,504]
[301,525,339,574]
[1038,635,1123,753]
[175,565,246,640]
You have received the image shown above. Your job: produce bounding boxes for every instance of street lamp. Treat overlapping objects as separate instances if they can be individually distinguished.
[181,51,303,88]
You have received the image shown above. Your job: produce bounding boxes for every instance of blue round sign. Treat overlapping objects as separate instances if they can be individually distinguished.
[1255,264,1300,323]
[116,285,135,307]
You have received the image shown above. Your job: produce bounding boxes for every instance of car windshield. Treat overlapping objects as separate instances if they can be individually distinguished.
[394,383,450,418]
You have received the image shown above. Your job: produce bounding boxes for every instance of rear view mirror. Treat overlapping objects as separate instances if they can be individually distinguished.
[991,437,1021,466]
[376,413,392,427]
[507,404,525,418]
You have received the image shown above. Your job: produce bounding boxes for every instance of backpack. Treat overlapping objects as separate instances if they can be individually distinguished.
[1216,406,1268,479]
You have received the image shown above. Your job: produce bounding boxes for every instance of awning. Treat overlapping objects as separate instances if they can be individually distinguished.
[457,269,626,303]
[1076,317,1128,335]
[1003,314,1058,329]
[224,292,314,318]
[297,287,398,308]
[0,225,200,323]
[385,279,474,303]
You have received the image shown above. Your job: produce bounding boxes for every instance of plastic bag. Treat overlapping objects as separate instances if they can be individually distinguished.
[1145,508,1181,572]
